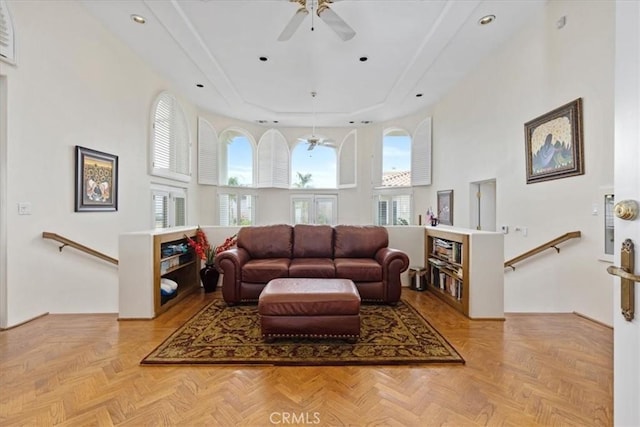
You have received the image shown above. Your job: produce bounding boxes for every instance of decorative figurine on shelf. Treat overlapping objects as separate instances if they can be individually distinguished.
[185,226,237,293]
[426,207,438,226]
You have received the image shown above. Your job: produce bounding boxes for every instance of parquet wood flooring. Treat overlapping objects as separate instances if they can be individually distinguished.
[0,289,613,426]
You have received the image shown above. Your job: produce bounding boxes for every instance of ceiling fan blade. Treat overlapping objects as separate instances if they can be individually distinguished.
[317,4,355,41]
[307,141,317,151]
[278,7,309,41]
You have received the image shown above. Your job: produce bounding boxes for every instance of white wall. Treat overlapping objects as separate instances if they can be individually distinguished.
[429,0,614,324]
[0,0,616,327]
[0,1,202,326]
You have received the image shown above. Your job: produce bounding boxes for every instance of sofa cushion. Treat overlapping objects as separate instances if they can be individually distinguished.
[334,258,382,282]
[334,225,388,258]
[293,224,334,258]
[242,258,290,283]
[238,224,292,259]
[289,258,336,278]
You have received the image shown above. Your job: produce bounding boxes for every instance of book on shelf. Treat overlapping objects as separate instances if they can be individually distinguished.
[432,239,463,264]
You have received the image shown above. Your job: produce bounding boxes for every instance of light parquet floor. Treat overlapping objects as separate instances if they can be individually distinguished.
[0,289,613,426]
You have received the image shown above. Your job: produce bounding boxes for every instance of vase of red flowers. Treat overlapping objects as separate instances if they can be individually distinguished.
[186,227,237,293]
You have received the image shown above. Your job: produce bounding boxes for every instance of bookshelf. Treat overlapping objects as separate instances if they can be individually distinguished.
[118,227,201,319]
[425,226,504,319]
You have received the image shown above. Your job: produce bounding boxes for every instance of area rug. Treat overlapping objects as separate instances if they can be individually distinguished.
[141,299,464,366]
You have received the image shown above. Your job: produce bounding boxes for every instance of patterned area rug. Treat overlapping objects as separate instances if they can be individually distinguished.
[141,299,464,366]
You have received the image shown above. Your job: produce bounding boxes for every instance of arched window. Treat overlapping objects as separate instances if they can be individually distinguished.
[150,92,191,182]
[382,129,411,187]
[219,129,255,187]
[291,139,337,189]
[374,128,412,225]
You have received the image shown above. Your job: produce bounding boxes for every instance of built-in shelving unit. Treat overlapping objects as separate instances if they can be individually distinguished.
[425,226,504,319]
[119,227,200,319]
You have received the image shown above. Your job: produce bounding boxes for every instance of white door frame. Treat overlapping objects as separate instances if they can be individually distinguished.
[613,1,640,424]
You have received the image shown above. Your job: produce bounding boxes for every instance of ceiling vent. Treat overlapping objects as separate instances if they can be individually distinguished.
[0,0,15,64]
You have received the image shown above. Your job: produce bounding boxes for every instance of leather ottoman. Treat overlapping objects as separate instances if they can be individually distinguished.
[258,278,361,343]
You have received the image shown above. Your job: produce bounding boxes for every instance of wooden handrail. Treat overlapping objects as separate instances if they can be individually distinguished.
[504,231,581,271]
[42,232,118,266]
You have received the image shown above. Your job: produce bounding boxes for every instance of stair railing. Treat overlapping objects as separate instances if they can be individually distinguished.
[504,231,581,271]
[42,232,118,266]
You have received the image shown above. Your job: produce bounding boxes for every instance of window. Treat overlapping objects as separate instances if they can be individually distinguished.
[375,193,411,225]
[219,129,255,187]
[381,129,411,188]
[291,195,337,225]
[150,92,191,182]
[152,186,187,229]
[219,191,255,226]
[291,141,337,189]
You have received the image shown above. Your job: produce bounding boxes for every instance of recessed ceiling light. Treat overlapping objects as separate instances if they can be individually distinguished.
[259,56,268,62]
[416,93,423,98]
[349,121,355,124]
[257,120,268,124]
[273,120,279,124]
[361,120,372,124]
[359,56,368,62]
[478,15,496,25]
[131,14,146,24]
[196,83,204,88]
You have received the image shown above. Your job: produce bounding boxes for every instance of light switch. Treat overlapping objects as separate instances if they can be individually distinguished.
[18,202,32,215]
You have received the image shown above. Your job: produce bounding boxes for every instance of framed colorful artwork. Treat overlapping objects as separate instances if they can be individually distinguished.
[524,98,584,184]
[75,146,118,212]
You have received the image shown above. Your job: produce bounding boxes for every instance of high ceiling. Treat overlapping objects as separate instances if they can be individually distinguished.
[81,0,545,128]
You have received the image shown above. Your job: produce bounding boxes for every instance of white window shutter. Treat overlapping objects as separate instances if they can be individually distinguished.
[412,117,432,186]
[198,117,218,185]
[0,1,15,64]
[173,106,191,176]
[173,195,186,226]
[257,129,290,188]
[338,130,357,188]
[219,193,230,226]
[151,92,191,182]
[152,191,169,229]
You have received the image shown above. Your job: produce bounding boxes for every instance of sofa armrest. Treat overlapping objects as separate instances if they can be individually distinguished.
[375,247,410,272]
[375,247,410,303]
[215,248,251,305]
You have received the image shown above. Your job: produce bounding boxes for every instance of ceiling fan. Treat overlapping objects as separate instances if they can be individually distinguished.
[299,91,335,151]
[278,0,356,42]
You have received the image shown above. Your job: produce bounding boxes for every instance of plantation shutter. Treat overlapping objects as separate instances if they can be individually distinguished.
[198,117,218,185]
[411,117,432,186]
[174,195,186,226]
[377,197,389,225]
[153,192,169,229]
[0,1,15,64]
[219,194,230,226]
[257,129,289,188]
[338,130,357,188]
[151,92,191,182]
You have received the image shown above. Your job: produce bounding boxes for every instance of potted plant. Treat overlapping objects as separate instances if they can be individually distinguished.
[186,227,237,292]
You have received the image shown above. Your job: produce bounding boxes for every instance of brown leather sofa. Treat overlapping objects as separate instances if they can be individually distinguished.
[215,224,410,305]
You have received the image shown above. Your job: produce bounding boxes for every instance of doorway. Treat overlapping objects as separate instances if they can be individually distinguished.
[470,179,496,231]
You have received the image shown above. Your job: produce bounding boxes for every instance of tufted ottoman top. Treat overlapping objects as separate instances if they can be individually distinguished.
[258,278,361,317]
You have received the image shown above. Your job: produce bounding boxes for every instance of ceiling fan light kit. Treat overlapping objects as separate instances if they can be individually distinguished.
[279,0,356,41]
[300,91,335,151]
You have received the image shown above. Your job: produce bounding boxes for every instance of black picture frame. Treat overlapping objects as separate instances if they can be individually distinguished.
[75,146,118,212]
[524,98,584,184]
